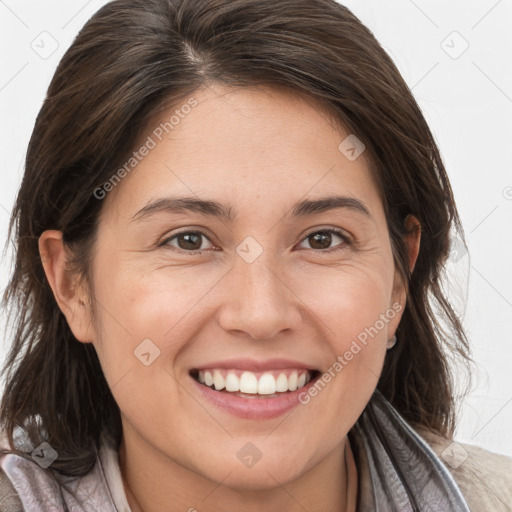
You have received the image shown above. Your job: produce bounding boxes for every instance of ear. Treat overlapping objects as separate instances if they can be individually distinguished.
[389,214,421,328]
[403,214,421,274]
[38,230,95,343]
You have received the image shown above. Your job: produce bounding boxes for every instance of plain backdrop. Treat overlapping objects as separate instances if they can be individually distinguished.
[0,0,511,456]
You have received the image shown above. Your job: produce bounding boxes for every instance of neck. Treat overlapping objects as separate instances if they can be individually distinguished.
[119,426,358,512]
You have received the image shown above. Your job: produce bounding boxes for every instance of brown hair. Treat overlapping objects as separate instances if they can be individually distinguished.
[1,0,471,476]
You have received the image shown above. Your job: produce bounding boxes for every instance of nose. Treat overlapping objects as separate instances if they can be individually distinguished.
[216,254,303,340]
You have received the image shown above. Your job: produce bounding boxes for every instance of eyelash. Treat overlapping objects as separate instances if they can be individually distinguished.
[159,227,352,255]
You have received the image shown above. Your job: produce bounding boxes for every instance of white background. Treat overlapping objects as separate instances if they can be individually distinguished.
[0,0,511,456]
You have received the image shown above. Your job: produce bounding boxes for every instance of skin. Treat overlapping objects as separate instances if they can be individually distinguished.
[39,83,420,512]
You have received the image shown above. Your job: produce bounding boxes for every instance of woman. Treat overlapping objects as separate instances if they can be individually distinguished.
[1,0,511,510]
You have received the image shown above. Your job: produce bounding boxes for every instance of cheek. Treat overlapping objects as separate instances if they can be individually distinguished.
[88,256,220,389]
[91,251,200,337]
[297,261,394,339]
[295,263,394,399]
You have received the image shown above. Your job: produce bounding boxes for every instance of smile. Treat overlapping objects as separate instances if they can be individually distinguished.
[189,362,322,419]
[190,368,318,396]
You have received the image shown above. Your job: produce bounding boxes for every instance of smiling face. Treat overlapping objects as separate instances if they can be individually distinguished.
[51,83,414,491]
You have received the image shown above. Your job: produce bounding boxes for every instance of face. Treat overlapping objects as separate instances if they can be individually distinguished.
[54,83,413,489]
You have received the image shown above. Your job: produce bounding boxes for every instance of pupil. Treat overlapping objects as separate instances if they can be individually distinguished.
[179,233,201,250]
[310,232,331,249]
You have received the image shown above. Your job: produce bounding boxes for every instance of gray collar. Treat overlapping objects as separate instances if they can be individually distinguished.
[348,389,471,511]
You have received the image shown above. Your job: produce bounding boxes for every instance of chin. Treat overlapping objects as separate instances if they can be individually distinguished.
[208,462,304,492]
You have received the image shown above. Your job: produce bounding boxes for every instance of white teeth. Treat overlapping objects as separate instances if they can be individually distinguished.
[276,373,289,392]
[240,371,258,393]
[288,371,298,391]
[213,370,225,391]
[225,372,240,392]
[195,369,313,395]
[258,373,276,394]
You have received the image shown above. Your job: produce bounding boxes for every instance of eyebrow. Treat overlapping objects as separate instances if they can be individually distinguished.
[130,195,371,223]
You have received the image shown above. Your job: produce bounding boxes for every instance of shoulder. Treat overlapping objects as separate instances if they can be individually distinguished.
[415,425,512,512]
[0,430,23,512]
[0,426,65,511]
[0,467,23,512]
[0,428,124,512]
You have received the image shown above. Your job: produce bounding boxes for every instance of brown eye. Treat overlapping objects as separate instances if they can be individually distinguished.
[161,231,214,252]
[298,229,350,252]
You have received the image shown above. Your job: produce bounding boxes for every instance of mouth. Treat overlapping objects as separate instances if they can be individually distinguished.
[189,368,321,398]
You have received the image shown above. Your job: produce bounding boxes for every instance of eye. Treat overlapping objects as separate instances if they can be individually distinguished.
[160,230,216,253]
[160,227,351,254]
[297,228,350,252]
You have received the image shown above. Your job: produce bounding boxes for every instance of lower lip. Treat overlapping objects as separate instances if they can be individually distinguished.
[190,373,320,419]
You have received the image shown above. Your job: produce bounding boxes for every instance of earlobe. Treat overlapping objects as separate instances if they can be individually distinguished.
[38,230,95,343]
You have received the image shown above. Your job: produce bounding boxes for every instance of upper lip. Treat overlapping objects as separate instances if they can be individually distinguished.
[190,358,318,372]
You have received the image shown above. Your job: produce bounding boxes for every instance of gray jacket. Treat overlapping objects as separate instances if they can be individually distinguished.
[1,390,511,511]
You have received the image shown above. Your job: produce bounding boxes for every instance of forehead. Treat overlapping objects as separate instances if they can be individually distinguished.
[101,83,382,224]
